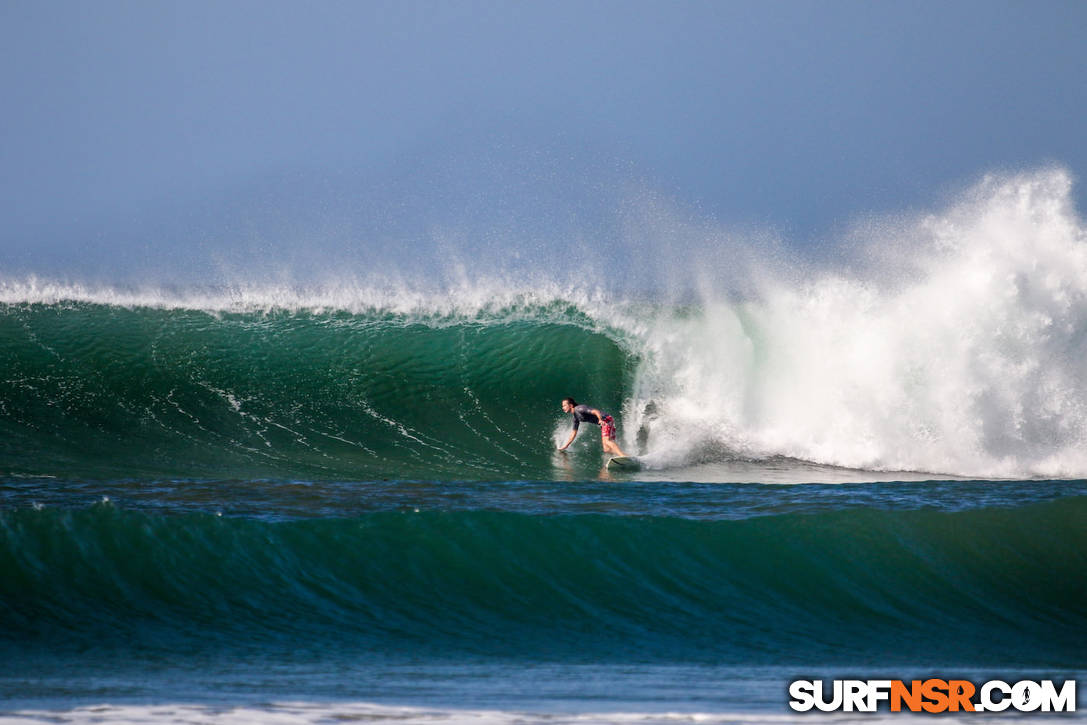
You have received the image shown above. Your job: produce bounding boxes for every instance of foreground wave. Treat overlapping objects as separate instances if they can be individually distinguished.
[3,497,1084,667]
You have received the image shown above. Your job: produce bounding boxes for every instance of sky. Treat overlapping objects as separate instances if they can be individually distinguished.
[2,0,1086,282]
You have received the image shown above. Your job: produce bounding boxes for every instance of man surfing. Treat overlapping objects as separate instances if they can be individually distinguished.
[558,397,629,457]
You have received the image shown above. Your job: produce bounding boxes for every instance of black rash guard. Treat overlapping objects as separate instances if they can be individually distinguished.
[571,404,601,431]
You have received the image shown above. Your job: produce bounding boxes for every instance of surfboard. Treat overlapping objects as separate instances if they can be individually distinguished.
[606,456,641,471]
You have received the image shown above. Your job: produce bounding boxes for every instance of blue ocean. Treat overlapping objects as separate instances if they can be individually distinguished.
[2,170,1086,723]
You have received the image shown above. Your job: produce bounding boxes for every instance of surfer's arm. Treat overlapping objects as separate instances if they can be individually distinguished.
[558,429,577,450]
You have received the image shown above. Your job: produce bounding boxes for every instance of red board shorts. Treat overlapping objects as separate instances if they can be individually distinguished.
[601,415,616,441]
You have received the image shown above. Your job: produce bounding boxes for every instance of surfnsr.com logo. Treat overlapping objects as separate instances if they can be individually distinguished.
[789,679,1076,713]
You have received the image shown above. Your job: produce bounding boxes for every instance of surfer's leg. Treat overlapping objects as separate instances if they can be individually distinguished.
[601,430,628,458]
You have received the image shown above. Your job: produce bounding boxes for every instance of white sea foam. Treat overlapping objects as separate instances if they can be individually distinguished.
[0,701,1001,725]
[624,168,1087,478]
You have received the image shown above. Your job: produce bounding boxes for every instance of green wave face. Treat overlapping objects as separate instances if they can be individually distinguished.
[3,498,1085,666]
[0,303,635,480]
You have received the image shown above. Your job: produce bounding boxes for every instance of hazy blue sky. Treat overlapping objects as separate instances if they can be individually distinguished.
[2,0,1085,279]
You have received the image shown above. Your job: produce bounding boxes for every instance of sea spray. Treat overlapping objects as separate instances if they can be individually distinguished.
[627,168,1087,477]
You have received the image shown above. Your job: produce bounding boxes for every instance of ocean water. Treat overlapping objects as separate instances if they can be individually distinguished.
[2,169,1086,722]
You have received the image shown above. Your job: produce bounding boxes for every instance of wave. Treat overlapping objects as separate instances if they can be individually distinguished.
[0,300,635,480]
[2,499,1084,666]
[3,168,1087,479]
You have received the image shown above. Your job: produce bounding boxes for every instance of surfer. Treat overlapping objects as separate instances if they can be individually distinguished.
[558,397,629,457]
